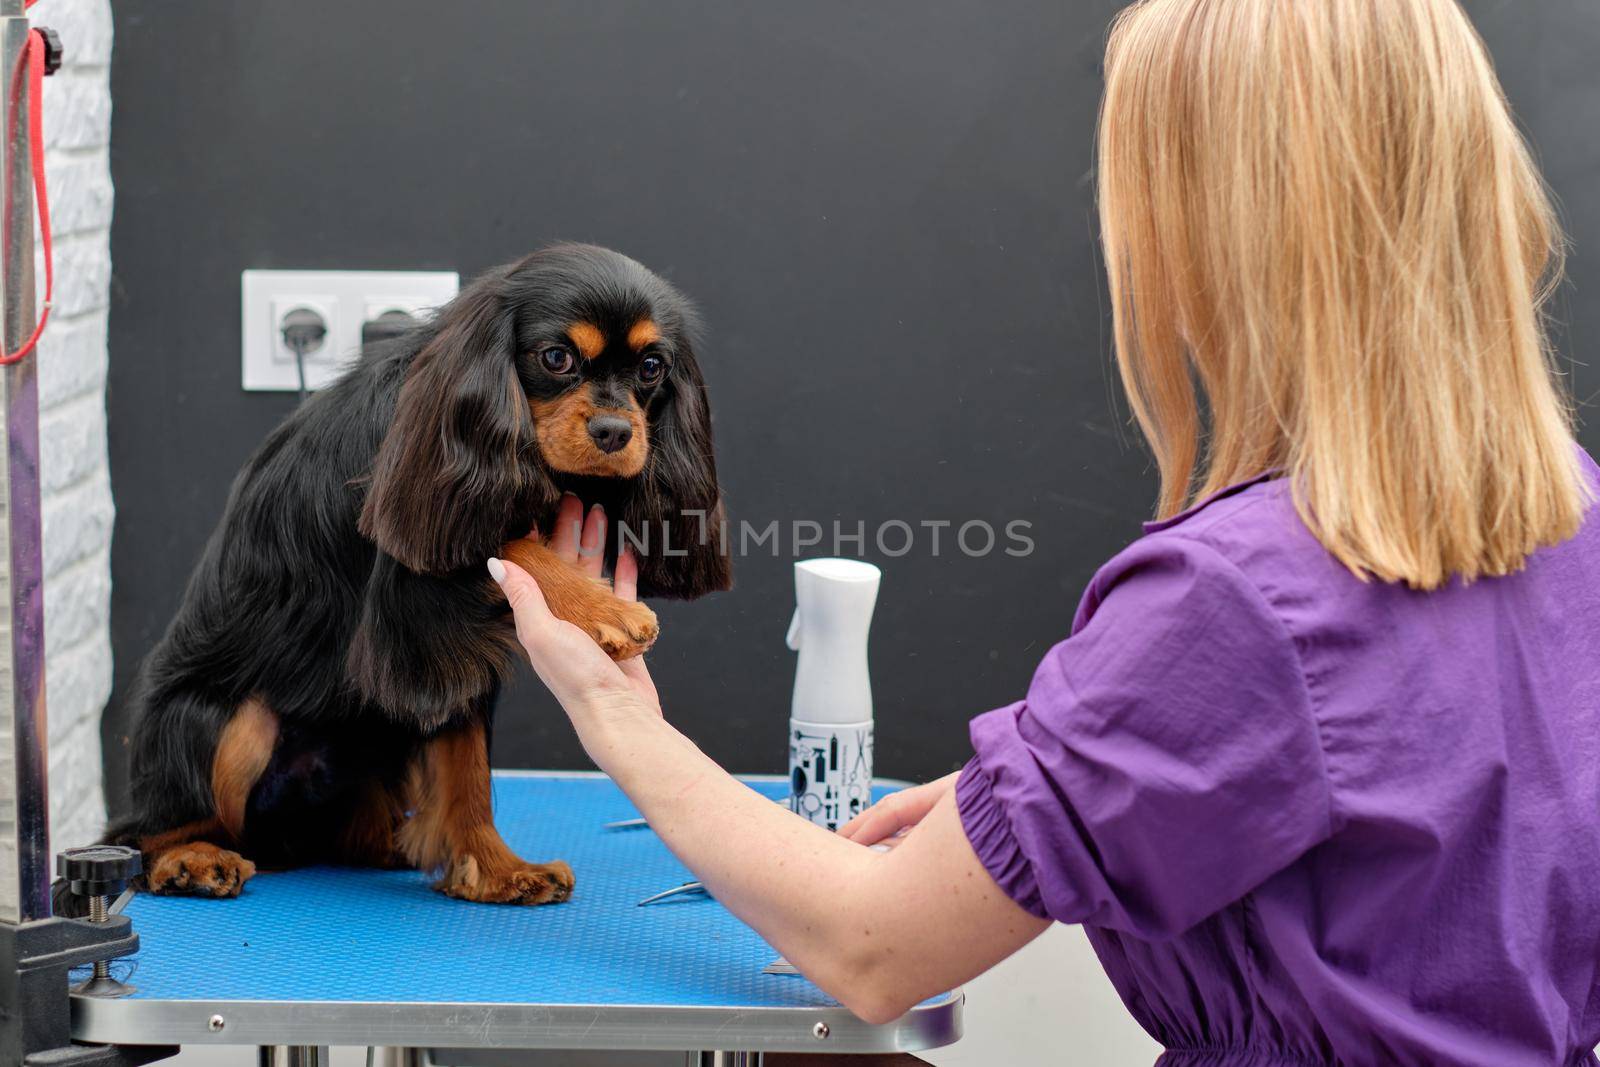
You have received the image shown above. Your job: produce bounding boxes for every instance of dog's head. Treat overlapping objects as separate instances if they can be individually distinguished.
[358,243,730,598]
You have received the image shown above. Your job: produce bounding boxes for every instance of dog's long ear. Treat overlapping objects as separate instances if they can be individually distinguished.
[621,342,732,599]
[358,275,553,574]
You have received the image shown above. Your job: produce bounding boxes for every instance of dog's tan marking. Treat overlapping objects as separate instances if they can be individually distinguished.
[211,698,279,838]
[627,319,661,352]
[398,720,574,905]
[529,390,649,478]
[134,702,274,900]
[568,322,606,360]
[498,536,658,660]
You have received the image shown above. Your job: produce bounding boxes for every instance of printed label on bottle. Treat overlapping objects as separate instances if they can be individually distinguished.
[789,720,874,831]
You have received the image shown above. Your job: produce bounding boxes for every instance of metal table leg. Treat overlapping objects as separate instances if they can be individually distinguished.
[260,1046,330,1067]
[375,1050,427,1067]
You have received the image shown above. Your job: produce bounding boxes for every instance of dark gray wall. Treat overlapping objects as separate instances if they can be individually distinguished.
[103,2,1600,805]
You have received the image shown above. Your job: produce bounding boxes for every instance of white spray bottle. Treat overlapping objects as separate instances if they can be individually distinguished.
[785,558,881,830]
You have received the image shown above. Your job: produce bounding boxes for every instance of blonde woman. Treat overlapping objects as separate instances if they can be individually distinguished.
[489,1,1600,1063]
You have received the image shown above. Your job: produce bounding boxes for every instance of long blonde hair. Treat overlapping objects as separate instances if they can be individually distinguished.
[1098,0,1589,589]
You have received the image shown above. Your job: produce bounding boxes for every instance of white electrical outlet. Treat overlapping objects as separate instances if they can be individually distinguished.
[363,297,433,324]
[241,269,460,392]
[268,295,336,365]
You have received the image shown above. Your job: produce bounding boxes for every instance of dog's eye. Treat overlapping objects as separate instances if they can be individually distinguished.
[639,355,666,384]
[540,346,576,375]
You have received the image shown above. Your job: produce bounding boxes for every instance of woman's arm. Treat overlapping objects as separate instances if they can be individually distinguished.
[489,510,1049,1022]
[583,703,1049,1023]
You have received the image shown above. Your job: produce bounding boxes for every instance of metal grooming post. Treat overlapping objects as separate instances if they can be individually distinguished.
[0,6,164,1065]
[0,0,48,935]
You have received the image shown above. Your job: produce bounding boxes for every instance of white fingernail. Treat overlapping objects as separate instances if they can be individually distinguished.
[487,557,506,582]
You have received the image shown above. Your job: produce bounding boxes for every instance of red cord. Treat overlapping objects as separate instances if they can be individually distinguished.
[0,27,50,365]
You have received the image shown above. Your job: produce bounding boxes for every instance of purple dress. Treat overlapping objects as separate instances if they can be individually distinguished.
[957,453,1600,1066]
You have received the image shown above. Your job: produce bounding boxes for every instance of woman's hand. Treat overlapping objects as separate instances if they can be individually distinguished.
[838,771,960,847]
[489,496,659,731]
[543,494,660,710]
[493,495,1050,1022]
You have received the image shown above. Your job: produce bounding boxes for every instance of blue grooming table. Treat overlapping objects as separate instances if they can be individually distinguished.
[69,772,962,1061]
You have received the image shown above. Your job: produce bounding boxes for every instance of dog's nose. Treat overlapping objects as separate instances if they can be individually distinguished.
[587,415,633,454]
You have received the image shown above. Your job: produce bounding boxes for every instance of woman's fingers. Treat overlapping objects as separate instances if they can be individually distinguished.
[578,505,607,578]
[839,791,917,845]
[839,774,958,845]
[488,557,555,646]
[489,556,631,701]
[614,547,640,602]
[550,498,608,580]
[548,494,585,560]
[506,510,645,706]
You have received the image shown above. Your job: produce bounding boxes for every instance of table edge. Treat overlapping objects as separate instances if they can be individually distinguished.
[73,771,945,1052]
[71,990,964,1053]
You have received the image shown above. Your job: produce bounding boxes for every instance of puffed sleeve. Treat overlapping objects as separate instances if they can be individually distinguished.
[956,535,1333,938]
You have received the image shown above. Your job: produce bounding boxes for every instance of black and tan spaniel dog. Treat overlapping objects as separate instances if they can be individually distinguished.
[102,243,729,907]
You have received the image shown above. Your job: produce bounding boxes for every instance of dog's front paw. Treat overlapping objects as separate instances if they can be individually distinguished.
[438,856,575,905]
[146,843,257,898]
[589,598,659,660]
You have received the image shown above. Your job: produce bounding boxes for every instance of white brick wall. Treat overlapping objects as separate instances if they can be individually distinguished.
[36,0,113,853]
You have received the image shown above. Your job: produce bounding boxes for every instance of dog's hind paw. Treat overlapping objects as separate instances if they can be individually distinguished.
[438,857,574,905]
[590,599,659,661]
[147,842,257,898]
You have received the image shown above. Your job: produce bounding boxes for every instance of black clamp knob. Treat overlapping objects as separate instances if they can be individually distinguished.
[34,27,63,76]
[57,844,142,899]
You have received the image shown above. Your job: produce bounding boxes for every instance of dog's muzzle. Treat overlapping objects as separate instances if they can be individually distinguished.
[587,414,633,455]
